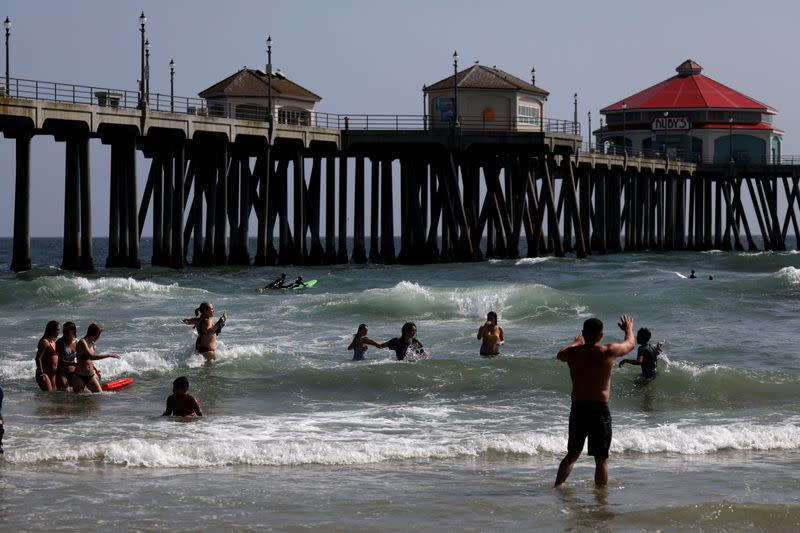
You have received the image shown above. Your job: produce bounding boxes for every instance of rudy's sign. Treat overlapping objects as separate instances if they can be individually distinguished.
[651,116,691,131]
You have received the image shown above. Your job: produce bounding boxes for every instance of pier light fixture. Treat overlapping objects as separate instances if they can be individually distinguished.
[452,50,459,129]
[169,58,175,112]
[139,12,147,108]
[531,66,535,86]
[144,40,151,103]
[587,111,592,151]
[266,35,273,132]
[4,16,10,94]
[729,116,734,164]
[573,93,578,135]
[622,102,627,155]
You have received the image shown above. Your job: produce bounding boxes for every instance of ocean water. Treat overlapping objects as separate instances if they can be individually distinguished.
[1,238,799,531]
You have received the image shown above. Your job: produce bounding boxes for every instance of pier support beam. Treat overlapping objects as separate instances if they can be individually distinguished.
[352,156,367,263]
[10,131,32,272]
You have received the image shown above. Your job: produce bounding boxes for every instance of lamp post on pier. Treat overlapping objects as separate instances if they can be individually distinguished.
[266,35,273,137]
[662,111,669,161]
[622,101,627,155]
[531,66,535,86]
[169,59,175,112]
[729,116,734,164]
[422,84,427,130]
[573,93,578,134]
[4,16,10,94]
[587,111,592,151]
[452,50,459,129]
[145,40,150,105]
[138,12,147,108]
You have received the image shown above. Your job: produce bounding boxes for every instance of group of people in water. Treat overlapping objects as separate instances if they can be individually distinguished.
[34,321,121,393]
[20,292,666,488]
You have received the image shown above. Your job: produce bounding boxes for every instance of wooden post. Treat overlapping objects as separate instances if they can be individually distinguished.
[238,149,252,264]
[61,138,81,270]
[10,131,32,271]
[293,149,306,265]
[337,155,348,263]
[125,135,141,268]
[78,136,94,270]
[255,144,271,266]
[324,156,337,263]
[191,143,205,265]
[308,156,324,264]
[352,156,367,263]
[541,158,564,256]
[163,145,174,263]
[171,140,185,268]
[380,158,395,262]
[369,157,380,262]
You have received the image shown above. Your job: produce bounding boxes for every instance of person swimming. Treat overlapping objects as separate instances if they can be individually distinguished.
[347,324,383,361]
[162,376,203,417]
[286,275,305,289]
[263,272,287,290]
[72,323,122,393]
[477,311,505,357]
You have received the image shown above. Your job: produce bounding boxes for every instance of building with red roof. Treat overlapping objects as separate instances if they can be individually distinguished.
[597,60,782,163]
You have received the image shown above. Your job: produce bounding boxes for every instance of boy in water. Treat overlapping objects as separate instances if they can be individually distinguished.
[619,327,664,381]
[162,376,203,417]
[378,322,427,361]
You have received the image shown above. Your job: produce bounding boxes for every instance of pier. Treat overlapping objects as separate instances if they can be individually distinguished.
[1,77,798,271]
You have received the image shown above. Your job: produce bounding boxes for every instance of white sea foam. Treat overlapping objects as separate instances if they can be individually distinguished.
[515,257,554,266]
[776,266,800,285]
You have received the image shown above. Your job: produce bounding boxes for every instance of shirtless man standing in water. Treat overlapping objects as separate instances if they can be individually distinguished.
[183,302,226,362]
[554,315,635,487]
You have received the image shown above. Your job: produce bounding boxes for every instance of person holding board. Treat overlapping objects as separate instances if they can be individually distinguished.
[183,303,227,362]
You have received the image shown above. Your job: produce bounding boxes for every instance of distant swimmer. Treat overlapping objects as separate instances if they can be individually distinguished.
[554,315,635,488]
[55,321,78,391]
[182,302,227,362]
[347,323,383,361]
[262,272,287,290]
[708,274,714,280]
[72,323,122,393]
[689,269,697,279]
[34,321,61,391]
[477,311,505,357]
[619,327,664,382]
[162,376,203,417]
[378,322,428,361]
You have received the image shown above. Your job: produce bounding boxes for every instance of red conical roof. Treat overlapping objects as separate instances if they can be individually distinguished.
[601,60,775,114]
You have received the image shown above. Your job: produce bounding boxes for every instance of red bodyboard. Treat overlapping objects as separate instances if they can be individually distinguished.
[101,377,134,392]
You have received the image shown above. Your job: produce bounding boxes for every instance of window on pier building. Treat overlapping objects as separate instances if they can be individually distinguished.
[279,108,311,126]
[518,104,540,125]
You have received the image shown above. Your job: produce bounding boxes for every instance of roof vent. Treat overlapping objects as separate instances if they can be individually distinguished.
[676,59,702,77]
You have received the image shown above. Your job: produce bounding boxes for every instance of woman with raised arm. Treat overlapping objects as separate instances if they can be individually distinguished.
[72,323,121,393]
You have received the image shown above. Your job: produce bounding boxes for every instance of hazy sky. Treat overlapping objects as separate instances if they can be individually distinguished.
[2,0,799,237]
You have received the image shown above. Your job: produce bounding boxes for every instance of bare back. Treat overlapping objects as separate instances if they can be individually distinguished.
[557,315,636,403]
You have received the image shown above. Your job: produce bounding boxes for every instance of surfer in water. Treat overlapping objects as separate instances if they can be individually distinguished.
[72,323,121,393]
[378,322,427,361]
[347,324,383,361]
[263,272,287,290]
[34,321,61,391]
[689,269,697,279]
[162,376,203,417]
[183,302,227,362]
[477,311,504,357]
[619,327,663,382]
[285,275,306,289]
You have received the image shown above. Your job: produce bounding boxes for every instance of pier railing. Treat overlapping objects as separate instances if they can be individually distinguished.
[313,113,580,134]
[580,142,693,162]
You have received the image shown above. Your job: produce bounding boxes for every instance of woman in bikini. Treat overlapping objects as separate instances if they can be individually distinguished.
[55,321,78,391]
[182,302,226,362]
[477,311,505,357]
[72,323,121,393]
[347,324,383,361]
[35,321,61,391]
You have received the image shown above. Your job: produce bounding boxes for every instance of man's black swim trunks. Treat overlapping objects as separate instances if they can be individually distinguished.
[567,400,612,459]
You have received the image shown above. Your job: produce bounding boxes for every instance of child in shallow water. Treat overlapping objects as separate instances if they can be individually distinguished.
[347,324,383,361]
[162,376,203,417]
